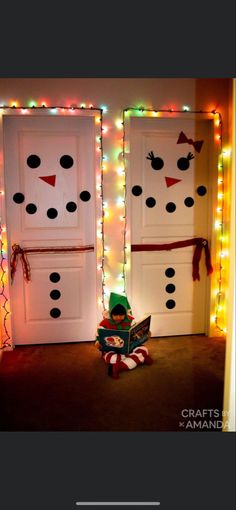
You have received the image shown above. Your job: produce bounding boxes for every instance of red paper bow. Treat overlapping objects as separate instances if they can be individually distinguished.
[177,131,204,153]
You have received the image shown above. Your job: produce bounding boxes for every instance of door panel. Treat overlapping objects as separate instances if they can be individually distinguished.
[3,115,97,344]
[128,117,212,336]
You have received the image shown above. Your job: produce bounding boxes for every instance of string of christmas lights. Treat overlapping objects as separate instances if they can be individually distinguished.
[0,222,11,349]
[0,102,106,346]
[120,106,229,334]
[100,109,106,311]
[213,112,228,334]
[0,103,103,112]
[121,108,127,293]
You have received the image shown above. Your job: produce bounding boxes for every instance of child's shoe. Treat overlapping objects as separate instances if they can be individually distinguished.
[143,354,153,365]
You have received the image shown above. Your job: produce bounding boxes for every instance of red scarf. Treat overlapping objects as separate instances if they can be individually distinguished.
[131,238,213,281]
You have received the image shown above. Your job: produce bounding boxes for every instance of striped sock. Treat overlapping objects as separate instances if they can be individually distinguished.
[134,346,153,365]
[103,346,153,379]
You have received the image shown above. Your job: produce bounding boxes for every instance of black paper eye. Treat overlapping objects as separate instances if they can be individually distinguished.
[27,154,41,168]
[60,155,74,169]
[146,151,164,170]
[178,157,189,170]
[177,152,194,171]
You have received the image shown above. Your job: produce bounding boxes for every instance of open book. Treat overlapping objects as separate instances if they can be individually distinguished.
[97,315,151,355]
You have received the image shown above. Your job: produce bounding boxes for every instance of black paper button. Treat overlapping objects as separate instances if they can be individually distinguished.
[50,290,61,300]
[49,272,61,283]
[166,299,176,309]
[50,308,61,318]
[165,267,175,278]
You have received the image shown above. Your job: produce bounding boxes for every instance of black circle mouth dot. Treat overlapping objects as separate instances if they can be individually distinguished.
[166,202,176,213]
[132,185,143,196]
[146,197,156,208]
[197,185,207,196]
[47,208,58,219]
[66,201,77,212]
[184,197,194,207]
[26,203,37,214]
[13,192,25,204]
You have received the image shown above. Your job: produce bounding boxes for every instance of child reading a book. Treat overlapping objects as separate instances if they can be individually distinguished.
[96,292,153,379]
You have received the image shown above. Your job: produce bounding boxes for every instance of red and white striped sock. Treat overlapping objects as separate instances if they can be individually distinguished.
[103,346,153,379]
[134,346,153,365]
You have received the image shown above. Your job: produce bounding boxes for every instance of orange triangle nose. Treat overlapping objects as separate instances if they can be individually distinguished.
[39,175,56,187]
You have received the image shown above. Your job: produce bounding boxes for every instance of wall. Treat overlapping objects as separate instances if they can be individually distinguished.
[0,78,232,344]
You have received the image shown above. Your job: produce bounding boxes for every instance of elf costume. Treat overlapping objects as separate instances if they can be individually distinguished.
[97,292,153,379]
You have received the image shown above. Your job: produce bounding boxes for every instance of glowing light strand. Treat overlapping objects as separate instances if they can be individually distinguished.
[100,110,106,311]
[214,113,226,333]
[121,109,127,294]
[0,223,11,349]
[0,105,101,112]
[122,107,227,332]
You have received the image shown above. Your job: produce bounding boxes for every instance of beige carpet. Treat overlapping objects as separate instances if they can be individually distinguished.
[0,335,226,431]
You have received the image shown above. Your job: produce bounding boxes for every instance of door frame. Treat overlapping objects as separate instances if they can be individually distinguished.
[0,107,104,347]
[123,109,219,337]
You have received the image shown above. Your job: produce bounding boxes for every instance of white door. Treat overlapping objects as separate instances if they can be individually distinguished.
[3,115,97,344]
[128,116,212,336]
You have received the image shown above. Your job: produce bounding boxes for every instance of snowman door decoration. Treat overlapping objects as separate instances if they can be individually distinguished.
[131,128,212,317]
[11,129,93,324]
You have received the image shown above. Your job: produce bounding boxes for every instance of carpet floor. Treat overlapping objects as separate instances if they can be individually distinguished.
[0,335,226,431]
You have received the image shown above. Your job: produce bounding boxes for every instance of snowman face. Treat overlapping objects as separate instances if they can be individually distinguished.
[132,131,207,212]
[12,133,91,227]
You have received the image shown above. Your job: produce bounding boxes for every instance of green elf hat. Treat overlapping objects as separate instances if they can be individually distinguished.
[108,292,132,316]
